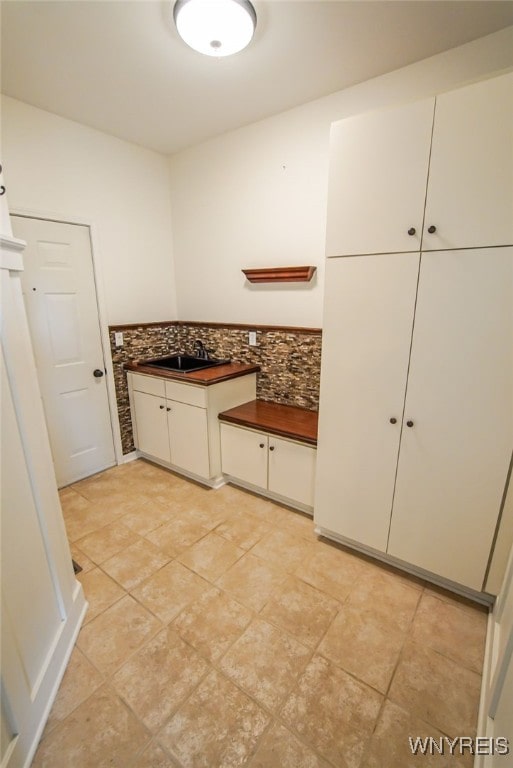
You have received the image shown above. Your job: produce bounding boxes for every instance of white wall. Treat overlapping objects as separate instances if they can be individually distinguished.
[169,26,513,328]
[3,27,512,329]
[1,96,177,325]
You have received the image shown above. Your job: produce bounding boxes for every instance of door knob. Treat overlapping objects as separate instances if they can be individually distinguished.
[389,417,397,424]
[259,443,265,448]
[166,407,171,412]
[269,446,275,451]
[407,227,416,236]
[93,369,104,378]
[159,404,165,410]
[406,420,414,427]
[427,225,437,234]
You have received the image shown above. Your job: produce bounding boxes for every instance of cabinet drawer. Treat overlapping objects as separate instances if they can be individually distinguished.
[165,380,206,408]
[130,372,165,397]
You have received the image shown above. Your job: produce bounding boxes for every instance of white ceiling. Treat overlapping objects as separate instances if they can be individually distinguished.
[2,1,513,155]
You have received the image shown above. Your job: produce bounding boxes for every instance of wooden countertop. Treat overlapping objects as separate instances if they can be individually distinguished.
[124,360,260,385]
[219,399,318,446]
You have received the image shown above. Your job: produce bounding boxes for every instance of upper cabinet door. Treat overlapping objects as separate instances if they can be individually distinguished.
[424,72,513,251]
[326,98,434,257]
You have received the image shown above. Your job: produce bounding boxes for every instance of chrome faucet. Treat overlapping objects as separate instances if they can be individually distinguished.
[193,339,209,360]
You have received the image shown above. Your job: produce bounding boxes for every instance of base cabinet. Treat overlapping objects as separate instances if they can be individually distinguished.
[132,390,209,478]
[220,423,316,511]
[128,371,256,485]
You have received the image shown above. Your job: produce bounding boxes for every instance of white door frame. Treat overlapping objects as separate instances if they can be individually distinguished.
[11,206,124,467]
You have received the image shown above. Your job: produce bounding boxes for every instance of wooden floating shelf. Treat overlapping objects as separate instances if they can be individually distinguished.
[242,266,317,283]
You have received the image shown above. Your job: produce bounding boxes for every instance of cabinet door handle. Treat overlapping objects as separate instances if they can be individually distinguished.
[407,227,416,236]
[389,417,397,424]
[93,368,104,378]
[406,420,414,427]
[259,443,265,448]
[159,404,165,410]
[269,445,275,451]
[427,225,437,234]
[166,407,171,412]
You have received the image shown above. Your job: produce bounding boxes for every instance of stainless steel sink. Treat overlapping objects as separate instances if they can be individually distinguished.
[141,354,231,372]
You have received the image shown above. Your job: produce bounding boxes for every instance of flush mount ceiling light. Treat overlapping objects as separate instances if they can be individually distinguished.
[173,0,257,57]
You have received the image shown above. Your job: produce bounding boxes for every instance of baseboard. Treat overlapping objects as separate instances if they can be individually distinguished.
[223,475,313,516]
[315,525,494,606]
[119,450,139,464]
[136,452,225,489]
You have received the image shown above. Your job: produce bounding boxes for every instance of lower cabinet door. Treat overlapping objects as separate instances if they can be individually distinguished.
[314,253,419,551]
[168,401,210,478]
[387,247,513,590]
[220,423,268,488]
[133,390,170,463]
[268,436,316,508]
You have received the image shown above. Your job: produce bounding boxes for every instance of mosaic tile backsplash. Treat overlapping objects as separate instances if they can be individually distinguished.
[109,322,322,455]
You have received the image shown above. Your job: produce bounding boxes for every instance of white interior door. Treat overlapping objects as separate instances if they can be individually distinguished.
[388,247,513,590]
[11,215,115,487]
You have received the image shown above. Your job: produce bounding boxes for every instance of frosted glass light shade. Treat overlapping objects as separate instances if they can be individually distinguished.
[173,0,256,57]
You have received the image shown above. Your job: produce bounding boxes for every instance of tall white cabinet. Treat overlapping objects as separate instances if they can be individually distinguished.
[315,72,513,595]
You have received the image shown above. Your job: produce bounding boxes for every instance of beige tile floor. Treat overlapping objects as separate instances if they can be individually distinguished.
[32,459,488,768]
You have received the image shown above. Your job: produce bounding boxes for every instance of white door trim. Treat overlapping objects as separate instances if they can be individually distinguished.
[10,206,123,467]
